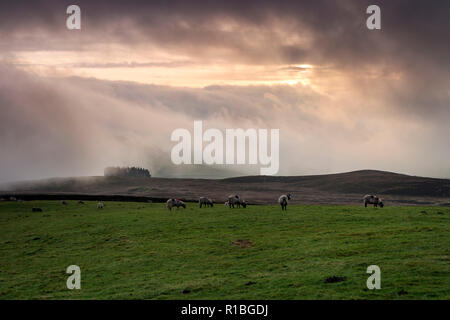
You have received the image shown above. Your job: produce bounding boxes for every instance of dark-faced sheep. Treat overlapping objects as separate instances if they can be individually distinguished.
[32,207,43,212]
[363,195,384,208]
[279,194,292,211]
[199,197,214,208]
[167,198,186,211]
[97,202,104,209]
[227,195,247,208]
[227,195,239,208]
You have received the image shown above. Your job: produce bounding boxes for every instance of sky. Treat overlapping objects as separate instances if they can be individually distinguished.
[0,0,449,183]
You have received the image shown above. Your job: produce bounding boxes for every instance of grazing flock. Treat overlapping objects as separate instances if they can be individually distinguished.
[166,193,292,211]
[164,193,385,211]
[1,193,386,212]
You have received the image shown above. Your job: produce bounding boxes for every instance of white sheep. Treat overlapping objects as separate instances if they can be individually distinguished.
[199,197,214,208]
[227,195,247,208]
[167,198,186,211]
[97,202,104,209]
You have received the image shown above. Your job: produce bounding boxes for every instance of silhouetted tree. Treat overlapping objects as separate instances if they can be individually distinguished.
[104,166,151,178]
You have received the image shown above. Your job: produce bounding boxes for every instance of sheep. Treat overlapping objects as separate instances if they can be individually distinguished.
[167,198,186,211]
[227,195,239,208]
[228,195,239,207]
[9,197,16,201]
[167,198,175,211]
[278,194,292,211]
[199,197,214,208]
[227,195,247,208]
[61,201,68,205]
[78,200,85,205]
[224,201,229,207]
[97,202,104,209]
[363,195,384,208]
[32,207,43,212]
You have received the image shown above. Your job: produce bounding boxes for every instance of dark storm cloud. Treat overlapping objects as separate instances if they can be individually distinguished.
[1,0,449,66]
[1,1,448,113]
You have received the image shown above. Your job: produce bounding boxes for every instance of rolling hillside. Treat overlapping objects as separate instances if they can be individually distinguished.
[2,170,450,205]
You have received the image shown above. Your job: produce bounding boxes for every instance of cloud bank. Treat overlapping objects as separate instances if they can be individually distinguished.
[1,64,448,183]
[0,1,449,182]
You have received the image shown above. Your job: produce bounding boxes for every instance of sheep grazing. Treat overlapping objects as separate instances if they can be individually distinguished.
[227,195,247,208]
[61,201,68,205]
[224,201,229,207]
[9,197,16,201]
[97,202,104,209]
[78,200,85,205]
[199,197,214,208]
[363,195,384,208]
[32,207,43,212]
[167,198,186,211]
[278,194,292,211]
[227,195,240,208]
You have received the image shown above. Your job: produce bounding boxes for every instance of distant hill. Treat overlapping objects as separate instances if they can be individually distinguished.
[223,170,450,197]
[2,170,450,205]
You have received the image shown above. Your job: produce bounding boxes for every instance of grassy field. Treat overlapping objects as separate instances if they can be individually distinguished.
[0,200,448,299]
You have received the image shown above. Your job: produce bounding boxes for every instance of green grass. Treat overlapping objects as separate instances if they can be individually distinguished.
[0,201,448,299]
